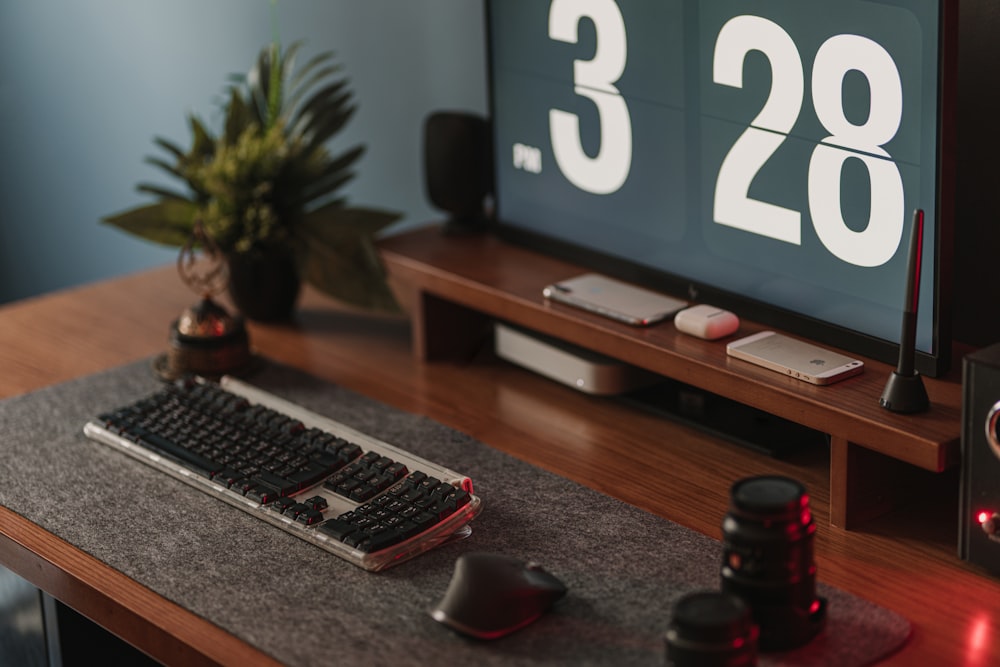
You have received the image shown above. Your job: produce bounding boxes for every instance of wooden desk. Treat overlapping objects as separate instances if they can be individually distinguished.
[0,264,998,666]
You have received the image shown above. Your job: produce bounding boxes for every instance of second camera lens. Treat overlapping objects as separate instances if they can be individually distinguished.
[720,475,826,651]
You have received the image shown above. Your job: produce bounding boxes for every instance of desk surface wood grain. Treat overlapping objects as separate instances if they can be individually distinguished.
[0,266,998,666]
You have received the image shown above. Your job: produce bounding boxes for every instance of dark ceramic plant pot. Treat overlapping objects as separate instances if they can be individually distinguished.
[226,248,301,322]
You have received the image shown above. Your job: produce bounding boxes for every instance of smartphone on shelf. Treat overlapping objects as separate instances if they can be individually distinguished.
[542,273,687,326]
[726,331,864,385]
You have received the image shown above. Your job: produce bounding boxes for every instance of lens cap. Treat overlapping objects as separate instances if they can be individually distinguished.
[730,475,806,521]
[665,591,758,667]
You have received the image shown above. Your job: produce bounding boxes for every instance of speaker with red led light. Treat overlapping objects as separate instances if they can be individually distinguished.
[959,342,1000,576]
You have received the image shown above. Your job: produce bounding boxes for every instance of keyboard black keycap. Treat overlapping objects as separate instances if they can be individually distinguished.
[251,472,299,498]
[319,513,360,541]
[297,508,325,525]
[269,497,298,514]
[132,428,222,478]
[350,485,378,502]
[215,468,245,488]
[287,462,337,489]
[304,496,328,511]
[246,484,280,504]
[360,527,405,553]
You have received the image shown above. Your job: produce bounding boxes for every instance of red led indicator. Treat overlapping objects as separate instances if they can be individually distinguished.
[978,511,991,525]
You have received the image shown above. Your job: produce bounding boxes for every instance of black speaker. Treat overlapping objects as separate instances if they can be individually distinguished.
[959,342,1000,575]
[423,111,493,234]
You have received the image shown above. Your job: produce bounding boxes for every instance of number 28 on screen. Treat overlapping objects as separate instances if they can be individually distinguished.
[545,0,914,269]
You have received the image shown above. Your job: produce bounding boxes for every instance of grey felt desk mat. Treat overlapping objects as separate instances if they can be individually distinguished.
[0,359,909,666]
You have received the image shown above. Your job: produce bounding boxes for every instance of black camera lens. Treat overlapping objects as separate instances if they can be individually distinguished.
[665,591,758,667]
[720,475,826,651]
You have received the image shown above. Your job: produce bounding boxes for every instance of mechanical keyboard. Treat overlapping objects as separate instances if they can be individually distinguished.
[83,376,482,572]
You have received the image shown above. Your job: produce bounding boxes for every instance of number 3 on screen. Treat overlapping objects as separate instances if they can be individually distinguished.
[713,15,906,268]
[548,0,633,196]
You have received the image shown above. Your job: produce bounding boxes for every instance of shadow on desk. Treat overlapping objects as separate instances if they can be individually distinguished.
[0,566,44,665]
[43,594,160,666]
[1,564,158,667]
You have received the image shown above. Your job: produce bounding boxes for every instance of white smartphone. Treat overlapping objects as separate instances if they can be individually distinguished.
[726,331,864,385]
[542,273,687,326]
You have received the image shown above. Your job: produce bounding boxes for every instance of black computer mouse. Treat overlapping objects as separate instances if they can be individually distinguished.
[429,552,568,639]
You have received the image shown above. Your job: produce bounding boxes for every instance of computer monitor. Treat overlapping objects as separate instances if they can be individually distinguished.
[486,0,956,377]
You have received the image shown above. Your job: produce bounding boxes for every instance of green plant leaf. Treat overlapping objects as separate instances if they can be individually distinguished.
[267,42,283,127]
[303,237,400,312]
[136,183,193,203]
[289,50,336,92]
[287,63,343,113]
[297,172,354,210]
[188,115,216,160]
[292,79,350,126]
[295,92,356,151]
[143,156,187,183]
[151,136,186,162]
[298,205,402,312]
[223,87,255,145]
[293,146,364,207]
[300,202,399,239]
[246,46,274,127]
[101,201,197,247]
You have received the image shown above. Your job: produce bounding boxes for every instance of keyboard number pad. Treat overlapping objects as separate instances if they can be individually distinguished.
[318,472,471,553]
[323,450,409,502]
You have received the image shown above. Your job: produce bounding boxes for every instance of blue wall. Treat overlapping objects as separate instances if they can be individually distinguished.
[0,1,486,304]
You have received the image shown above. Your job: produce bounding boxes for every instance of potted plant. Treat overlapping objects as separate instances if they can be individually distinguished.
[103,40,401,321]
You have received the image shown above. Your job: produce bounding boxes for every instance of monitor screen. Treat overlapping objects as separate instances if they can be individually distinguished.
[486,0,955,377]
